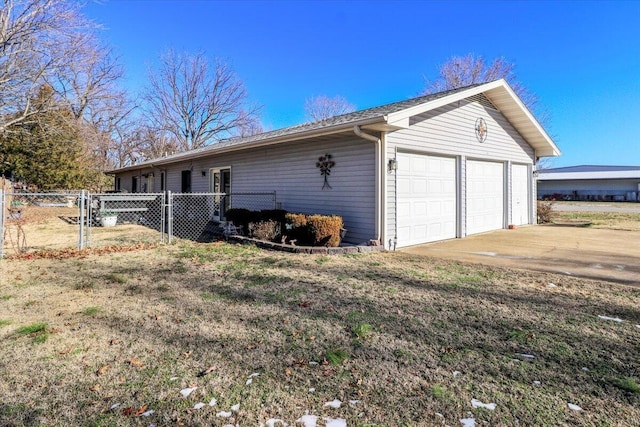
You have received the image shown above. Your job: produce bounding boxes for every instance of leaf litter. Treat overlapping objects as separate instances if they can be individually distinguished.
[471,399,496,410]
[598,315,623,322]
[180,387,196,397]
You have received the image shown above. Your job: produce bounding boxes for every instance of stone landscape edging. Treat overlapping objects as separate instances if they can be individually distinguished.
[229,235,385,254]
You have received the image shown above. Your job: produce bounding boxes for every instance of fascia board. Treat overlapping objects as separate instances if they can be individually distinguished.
[386,79,561,158]
[484,83,561,157]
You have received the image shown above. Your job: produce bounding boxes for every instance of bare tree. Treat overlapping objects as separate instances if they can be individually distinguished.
[233,108,264,138]
[0,0,93,132]
[304,95,356,122]
[51,33,126,122]
[47,30,137,173]
[142,51,261,152]
[133,126,178,163]
[423,54,542,120]
[81,94,141,170]
[424,53,552,166]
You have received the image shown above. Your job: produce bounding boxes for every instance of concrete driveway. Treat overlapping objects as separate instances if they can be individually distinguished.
[401,225,640,285]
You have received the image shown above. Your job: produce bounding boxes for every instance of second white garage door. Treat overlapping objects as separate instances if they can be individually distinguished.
[466,160,505,235]
[396,153,457,247]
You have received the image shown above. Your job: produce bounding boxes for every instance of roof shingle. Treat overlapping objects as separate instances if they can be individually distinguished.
[114,84,482,171]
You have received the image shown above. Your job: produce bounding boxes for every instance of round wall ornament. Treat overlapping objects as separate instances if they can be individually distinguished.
[475,117,488,143]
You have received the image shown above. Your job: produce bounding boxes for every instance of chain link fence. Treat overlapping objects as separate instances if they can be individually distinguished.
[0,191,83,257]
[169,192,277,242]
[0,190,276,258]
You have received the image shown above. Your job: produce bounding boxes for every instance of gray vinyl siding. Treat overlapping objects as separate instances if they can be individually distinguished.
[385,96,536,242]
[115,169,154,193]
[135,136,376,244]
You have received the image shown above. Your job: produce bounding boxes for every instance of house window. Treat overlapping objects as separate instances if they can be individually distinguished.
[132,176,138,193]
[160,172,165,191]
[181,170,191,193]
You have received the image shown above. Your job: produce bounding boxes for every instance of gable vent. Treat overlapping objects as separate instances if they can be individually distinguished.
[465,93,498,110]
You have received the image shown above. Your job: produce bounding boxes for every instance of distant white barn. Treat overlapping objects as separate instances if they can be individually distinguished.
[536,165,640,201]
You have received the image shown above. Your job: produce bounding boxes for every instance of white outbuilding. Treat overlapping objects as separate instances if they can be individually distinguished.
[537,165,640,202]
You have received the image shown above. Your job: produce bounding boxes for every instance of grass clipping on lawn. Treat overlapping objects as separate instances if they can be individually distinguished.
[0,242,639,426]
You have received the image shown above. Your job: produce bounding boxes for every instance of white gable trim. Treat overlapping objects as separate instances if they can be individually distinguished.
[386,79,560,158]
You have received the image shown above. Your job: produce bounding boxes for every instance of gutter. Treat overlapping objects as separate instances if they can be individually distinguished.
[353,125,383,246]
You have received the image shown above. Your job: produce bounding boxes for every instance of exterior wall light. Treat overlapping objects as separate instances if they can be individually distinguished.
[388,158,398,172]
[201,170,206,177]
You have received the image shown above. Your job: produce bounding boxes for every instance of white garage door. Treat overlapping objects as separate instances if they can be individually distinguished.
[511,164,530,226]
[396,153,457,247]
[466,160,504,235]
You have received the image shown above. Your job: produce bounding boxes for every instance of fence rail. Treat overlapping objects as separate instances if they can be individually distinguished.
[0,190,276,258]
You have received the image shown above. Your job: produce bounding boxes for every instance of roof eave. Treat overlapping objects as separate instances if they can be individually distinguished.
[483,81,561,158]
[106,116,388,174]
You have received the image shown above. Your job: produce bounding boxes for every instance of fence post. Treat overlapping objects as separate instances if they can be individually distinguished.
[85,192,92,248]
[167,191,173,244]
[160,192,166,244]
[0,189,4,259]
[78,190,85,250]
[273,191,277,209]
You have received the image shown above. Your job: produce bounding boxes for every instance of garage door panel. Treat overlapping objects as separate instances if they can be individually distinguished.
[512,164,529,226]
[467,160,504,235]
[412,179,428,193]
[397,177,411,194]
[397,153,457,247]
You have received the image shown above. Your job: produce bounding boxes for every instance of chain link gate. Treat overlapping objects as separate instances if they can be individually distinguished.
[86,193,167,248]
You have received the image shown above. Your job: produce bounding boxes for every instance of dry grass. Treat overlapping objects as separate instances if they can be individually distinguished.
[553,210,640,231]
[1,241,639,426]
[551,202,640,231]
[2,206,162,257]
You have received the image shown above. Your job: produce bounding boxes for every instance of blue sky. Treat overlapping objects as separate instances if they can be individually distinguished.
[84,0,640,167]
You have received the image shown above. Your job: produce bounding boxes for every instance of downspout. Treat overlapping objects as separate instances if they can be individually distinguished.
[353,125,383,245]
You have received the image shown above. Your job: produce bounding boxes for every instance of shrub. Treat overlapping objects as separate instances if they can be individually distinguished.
[284,213,343,247]
[285,213,307,228]
[225,208,253,233]
[259,209,288,224]
[285,213,312,244]
[537,200,554,224]
[249,220,281,241]
[227,209,289,235]
[307,214,343,247]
